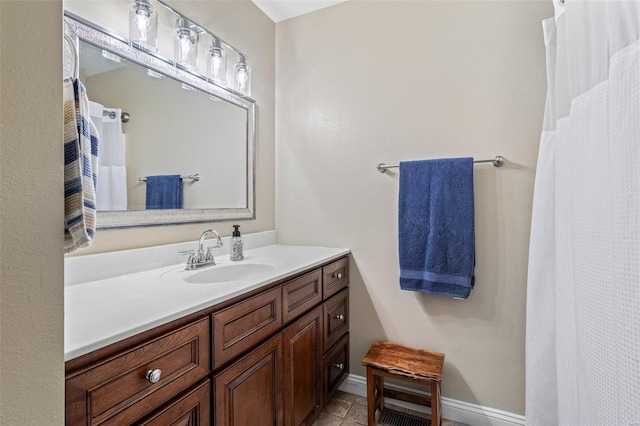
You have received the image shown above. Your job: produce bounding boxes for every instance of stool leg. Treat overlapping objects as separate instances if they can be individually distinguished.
[366,368,376,426]
[376,375,385,413]
[430,381,441,426]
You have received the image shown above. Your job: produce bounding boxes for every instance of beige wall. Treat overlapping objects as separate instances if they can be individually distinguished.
[65,0,276,254]
[0,0,549,421]
[276,1,551,414]
[0,0,272,422]
[0,1,65,423]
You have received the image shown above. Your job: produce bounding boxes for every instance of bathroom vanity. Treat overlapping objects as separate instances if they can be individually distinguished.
[64,238,349,426]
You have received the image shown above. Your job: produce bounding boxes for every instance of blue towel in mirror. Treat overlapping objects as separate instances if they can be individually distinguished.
[398,158,475,299]
[145,175,183,209]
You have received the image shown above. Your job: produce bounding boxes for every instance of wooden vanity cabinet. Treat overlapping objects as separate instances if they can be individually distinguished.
[65,256,349,426]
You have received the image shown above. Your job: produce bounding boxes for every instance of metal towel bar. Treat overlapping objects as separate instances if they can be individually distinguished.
[138,174,200,182]
[376,155,504,173]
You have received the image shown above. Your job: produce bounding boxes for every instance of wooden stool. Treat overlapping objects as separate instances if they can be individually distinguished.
[362,341,445,426]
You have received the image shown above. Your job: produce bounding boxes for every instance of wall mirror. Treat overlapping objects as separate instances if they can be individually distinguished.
[64,11,255,229]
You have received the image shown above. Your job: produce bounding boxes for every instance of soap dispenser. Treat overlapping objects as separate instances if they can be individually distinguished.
[230,225,244,261]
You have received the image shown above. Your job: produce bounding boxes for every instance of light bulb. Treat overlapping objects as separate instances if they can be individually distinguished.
[208,39,227,85]
[237,68,248,88]
[129,0,157,52]
[234,56,251,96]
[174,17,198,71]
[134,10,150,42]
[178,33,192,63]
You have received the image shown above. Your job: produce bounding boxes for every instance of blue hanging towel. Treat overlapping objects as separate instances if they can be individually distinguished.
[398,158,475,299]
[145,175,183,209]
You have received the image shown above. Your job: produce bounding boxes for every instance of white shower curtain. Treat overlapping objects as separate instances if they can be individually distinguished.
[89,102,128,211]
[526,1,640,425]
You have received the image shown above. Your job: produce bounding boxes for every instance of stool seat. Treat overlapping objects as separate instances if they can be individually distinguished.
[362,341,444,382]
[362,341,445,426]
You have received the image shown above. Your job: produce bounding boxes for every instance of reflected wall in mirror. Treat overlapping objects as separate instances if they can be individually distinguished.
[64,12,256,229]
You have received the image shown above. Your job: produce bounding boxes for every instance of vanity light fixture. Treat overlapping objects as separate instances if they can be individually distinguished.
[208,38,227,86]
[234,55,251,96]
[129,0,158,53]
[174,17,198,71]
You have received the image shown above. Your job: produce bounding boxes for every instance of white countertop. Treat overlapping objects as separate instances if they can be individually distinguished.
[65,242,349,361]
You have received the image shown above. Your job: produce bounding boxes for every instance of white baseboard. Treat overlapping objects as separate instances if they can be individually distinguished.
[338,374,525,426]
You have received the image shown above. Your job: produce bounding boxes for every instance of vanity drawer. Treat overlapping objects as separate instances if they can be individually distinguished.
[282,269,323,324]
[65,318,210,426]
[212,286,282,369]
[323,288,349,352]
[322,257,349,299]
[323,333,349,403]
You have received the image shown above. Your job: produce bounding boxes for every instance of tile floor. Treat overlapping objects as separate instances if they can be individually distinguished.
[313,391,466,426]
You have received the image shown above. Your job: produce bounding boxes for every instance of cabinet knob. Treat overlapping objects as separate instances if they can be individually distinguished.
[332,363,345,370]
[146,369,162,384]
[334,314,345,321]
[334,272,343,279]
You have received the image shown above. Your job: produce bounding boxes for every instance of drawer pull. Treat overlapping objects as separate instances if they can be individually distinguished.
[145,369,162,384]
[333,272,343,279]
[334,314,345,321]
[332,363,345,370]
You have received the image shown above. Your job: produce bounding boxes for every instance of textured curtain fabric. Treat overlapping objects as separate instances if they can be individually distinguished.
[526,1,640,425]
[90,103,128,211]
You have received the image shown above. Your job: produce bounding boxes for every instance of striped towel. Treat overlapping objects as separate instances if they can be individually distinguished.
[64,78,99,253]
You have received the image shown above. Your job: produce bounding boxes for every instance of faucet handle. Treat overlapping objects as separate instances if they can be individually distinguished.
[180,249,198,267]
[180,250,198,271]
[206,246,215,261]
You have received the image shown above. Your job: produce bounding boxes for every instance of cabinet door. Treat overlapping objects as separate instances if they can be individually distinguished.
[283,306,323,426]
[214,334,283,426]
[138,380,211,426]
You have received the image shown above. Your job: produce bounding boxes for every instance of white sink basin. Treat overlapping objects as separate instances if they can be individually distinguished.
[161,258,280,284]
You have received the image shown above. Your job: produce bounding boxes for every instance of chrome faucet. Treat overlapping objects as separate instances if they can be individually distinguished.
[181,229,224,270]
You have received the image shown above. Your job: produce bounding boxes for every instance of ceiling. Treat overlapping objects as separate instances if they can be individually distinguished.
[251,0,348,23]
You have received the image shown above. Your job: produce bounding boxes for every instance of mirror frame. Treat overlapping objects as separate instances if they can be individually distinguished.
[64,12,256,229]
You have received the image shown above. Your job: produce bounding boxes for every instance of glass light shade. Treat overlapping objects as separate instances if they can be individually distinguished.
[129,0,158,53]
[174,17,198,71]
[234,56,251,96]
[207,39,227,86]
